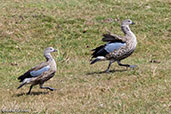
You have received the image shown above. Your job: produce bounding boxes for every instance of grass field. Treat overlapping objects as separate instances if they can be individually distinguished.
[0,0,170,113]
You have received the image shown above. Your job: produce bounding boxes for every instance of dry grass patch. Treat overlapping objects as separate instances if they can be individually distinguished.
[0,0,170,113]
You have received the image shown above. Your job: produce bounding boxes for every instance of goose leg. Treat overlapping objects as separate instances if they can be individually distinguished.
[27,85,33,95]
[117,61,136,68]
[105,60,114,72]
[40,83,56,91]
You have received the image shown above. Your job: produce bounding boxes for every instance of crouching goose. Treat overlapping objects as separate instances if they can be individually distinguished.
[17,47,57,94]
[91,19,137,72]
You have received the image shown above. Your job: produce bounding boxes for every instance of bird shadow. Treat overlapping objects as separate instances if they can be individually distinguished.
[14,91,49,97]
[86,69,127,75]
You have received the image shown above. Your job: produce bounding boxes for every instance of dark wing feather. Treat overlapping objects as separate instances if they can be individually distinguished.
[102,33,125,43]
[18,62,48,82]
[18,70,32,82]
[91,44,109,58]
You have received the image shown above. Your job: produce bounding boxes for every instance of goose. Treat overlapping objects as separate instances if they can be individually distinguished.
[91,19,137,72]
[17,47,57,94]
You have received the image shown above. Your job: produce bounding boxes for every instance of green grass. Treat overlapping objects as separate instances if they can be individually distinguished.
[0,0,170,113]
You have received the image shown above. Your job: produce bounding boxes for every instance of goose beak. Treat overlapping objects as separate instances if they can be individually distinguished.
[131,22,135,25]
[54,49,57,52]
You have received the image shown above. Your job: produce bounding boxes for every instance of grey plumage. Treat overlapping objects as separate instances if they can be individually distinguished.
[17,47,57,94]
[91,19,137,72]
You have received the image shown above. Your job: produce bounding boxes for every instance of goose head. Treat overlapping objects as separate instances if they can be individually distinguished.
[44,47,57,54]
[121,19,135,26]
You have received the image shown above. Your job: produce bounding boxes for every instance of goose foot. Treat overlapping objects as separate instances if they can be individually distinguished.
[129,65,137,68]
[40,84,56,91]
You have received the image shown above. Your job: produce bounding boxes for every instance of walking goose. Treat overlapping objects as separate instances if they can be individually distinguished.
[91,19,137,72]
[17,47,57,94]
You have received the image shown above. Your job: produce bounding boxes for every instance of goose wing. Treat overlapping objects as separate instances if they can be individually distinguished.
[91,42,126,58]
[104,42,126,53]
[102,33,125,43]
[18,62,50,82]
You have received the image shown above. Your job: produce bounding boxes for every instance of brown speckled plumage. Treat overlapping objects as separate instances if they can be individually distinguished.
[91,19,137,72]
[17,47,57,94]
